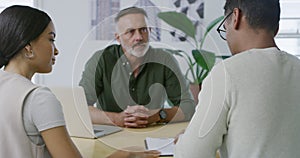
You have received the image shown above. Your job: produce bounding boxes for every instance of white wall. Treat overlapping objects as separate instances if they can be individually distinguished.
[37,0,90,86]
[37,0,230,87]
[203,0,230,56]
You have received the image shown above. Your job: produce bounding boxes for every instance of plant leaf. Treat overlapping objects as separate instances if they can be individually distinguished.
[192,49,216,70]
[162,48,184,57]
[200,16,224,49]
[158,11,196,40]
[199,70,209,83]
[205,16,224,36]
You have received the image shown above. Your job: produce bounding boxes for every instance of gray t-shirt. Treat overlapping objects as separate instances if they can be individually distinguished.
[23,87,65,145]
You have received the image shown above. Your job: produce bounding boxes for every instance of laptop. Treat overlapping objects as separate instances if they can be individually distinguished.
[49,86,122,139]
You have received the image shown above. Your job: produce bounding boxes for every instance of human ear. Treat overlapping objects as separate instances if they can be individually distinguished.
[232,8,242,30]
[24,44,34,59]
[24,43,31,52]
[114,33,121,43]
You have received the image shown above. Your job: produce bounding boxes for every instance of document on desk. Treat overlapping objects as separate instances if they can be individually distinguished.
[145,137,175,156]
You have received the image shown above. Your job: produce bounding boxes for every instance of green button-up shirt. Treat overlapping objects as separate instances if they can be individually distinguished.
[79,45,195,120]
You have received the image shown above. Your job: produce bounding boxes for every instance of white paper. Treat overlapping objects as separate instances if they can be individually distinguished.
[145,137,175,156]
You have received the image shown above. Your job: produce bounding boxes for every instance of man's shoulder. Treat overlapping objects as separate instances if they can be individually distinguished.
[146,47,176,63]
[149,47,174,57]
[93,44,121,57]
[145,47,181,72]
[84,44,121,68]
[88,44,120,62]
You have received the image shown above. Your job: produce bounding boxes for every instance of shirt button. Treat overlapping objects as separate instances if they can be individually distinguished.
[122,63,126,66]
[129,72,132,75]
[132,88,135,91]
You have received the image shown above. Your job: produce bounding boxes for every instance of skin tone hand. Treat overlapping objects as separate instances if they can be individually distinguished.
[89,105,185,128]
[123,105,185,128]
[107,146,160,158]
[107,150,160,158]
[89,105,152,127]
[89,106,127,127]
[110,111,128,127]
[123,105,152,128]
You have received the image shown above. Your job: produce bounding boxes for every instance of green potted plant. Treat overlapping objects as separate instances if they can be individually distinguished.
[157,11,227,103]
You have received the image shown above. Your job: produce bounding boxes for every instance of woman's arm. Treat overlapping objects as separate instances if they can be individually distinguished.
[41,126,82,158]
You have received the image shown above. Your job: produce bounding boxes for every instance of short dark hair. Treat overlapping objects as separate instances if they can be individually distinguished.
[224,0,280,33]
[114,6,147,23]
[0,5,51,68]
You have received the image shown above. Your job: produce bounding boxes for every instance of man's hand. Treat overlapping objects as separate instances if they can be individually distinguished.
[110,111,128,127]
[89,105,155,127]
[124,105,173,128]
[123,105,152,128]
[90,105,185,128]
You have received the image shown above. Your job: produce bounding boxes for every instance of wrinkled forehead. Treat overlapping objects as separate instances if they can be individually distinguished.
[116,13,148,33]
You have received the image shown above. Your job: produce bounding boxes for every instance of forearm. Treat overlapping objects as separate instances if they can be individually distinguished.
[107,149,160,158]
[165,106,185,123]
[123,106,186,128]
[88,106,124,126]
[41,126,82,158]
[148,106,185,124]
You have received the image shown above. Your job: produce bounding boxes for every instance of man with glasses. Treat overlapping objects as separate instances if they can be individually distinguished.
[79,7,195,128]
[175,0,300,157]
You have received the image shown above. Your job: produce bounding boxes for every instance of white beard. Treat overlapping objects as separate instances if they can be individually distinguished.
[127,42,149,58]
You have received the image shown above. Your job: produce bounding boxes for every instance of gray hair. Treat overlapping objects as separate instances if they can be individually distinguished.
[114,6,148,23]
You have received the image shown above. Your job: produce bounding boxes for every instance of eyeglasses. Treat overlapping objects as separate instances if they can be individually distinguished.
[216,11,233,40]
[120,27,150,38]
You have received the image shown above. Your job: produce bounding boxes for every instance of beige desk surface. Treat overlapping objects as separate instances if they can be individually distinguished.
[72,122,188,158]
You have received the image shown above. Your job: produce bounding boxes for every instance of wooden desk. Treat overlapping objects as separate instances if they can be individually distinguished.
[72,122,188,158]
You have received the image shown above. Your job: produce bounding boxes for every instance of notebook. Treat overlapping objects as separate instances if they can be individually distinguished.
[49,86,122,138]
[145,137,175,156]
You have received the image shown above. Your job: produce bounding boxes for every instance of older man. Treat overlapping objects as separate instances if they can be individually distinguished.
[79,7,195,128]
